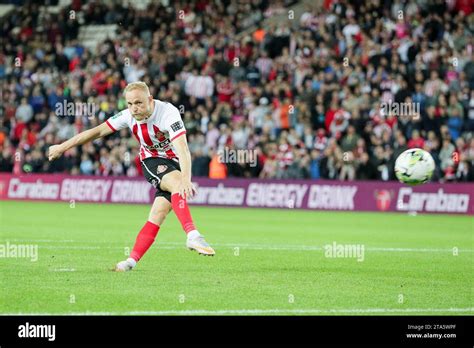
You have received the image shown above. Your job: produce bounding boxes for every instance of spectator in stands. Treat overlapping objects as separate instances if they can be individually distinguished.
[0,0,472,184]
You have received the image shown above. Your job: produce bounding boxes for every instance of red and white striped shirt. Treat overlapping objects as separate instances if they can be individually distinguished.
[105,99,186,161]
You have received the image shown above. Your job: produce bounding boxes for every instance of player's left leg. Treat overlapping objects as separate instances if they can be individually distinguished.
[115,197,172,271]
[160,170,215,256]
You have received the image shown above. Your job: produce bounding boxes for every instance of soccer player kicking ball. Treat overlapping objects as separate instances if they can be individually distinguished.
[48,82,215,272]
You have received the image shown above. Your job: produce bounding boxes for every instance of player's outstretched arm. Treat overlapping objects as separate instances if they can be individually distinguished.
[48,122,114,161]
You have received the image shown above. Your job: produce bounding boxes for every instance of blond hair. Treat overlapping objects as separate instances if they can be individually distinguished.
[123,81,150,96]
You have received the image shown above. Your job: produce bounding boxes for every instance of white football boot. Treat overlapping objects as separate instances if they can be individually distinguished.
[114,257,137,272]
[186,235,215,256]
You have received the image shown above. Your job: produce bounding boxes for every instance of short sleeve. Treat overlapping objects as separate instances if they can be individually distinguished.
[163,104,186,141]
[105,111,129,132]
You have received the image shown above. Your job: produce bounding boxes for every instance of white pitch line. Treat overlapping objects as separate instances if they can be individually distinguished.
[3,239,76,243]
[2,307,473,316]
[50,268,76,272]
[1,240,473,253]
[23,245,474,253]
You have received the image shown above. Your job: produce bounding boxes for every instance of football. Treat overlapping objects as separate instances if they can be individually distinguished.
[395,148,435,185]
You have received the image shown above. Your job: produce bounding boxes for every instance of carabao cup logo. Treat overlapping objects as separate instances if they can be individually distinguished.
[374,189,393,211]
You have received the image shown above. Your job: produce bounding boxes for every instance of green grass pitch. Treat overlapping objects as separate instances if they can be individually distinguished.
[0,200,472,315]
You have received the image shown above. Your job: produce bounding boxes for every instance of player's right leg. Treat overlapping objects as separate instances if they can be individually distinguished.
[115,197,172,272]
[160,170,215,256]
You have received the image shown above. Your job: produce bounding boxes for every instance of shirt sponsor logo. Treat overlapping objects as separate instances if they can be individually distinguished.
[145,139,171,150]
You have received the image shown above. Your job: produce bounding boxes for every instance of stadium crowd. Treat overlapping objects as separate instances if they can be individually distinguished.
[1,0,473,182]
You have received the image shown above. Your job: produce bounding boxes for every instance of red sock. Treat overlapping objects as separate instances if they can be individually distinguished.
[130,221,160,262]
[171,193,196,234]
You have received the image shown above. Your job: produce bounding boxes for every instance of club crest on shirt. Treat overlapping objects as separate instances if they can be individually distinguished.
[157,165,168,174]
